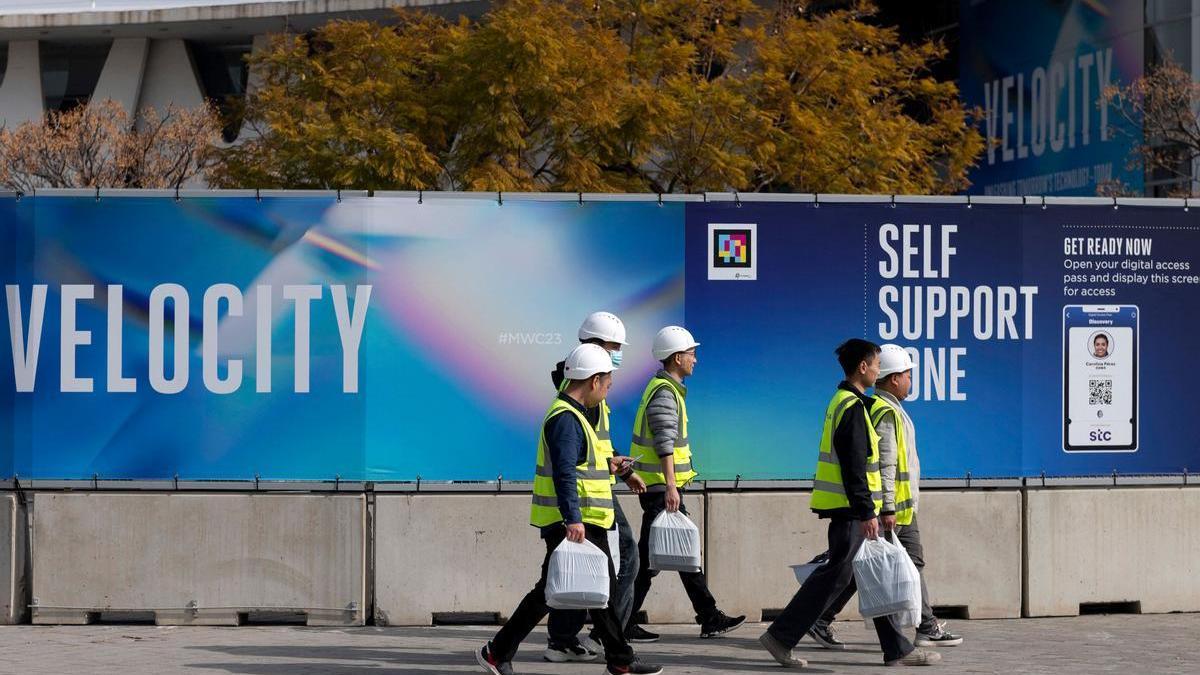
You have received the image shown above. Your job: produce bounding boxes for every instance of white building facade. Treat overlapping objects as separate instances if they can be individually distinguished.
[0,1,484,140]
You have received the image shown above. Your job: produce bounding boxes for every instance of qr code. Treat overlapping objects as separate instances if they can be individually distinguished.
[1089,379,1112,405]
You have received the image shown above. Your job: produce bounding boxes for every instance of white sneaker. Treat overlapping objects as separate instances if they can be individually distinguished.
[886,648,942,666]
[579,635,603,654]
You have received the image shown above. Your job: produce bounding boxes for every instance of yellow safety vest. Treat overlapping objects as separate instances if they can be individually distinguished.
[531,397,616,529]
[630,375,697,488]
[869,396,914,526]
[597,399,617,485]
[558,378,617,485]
[811,389,883,515]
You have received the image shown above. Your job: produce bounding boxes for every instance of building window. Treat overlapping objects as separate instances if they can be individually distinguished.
[40,41,112,112]
[0,43,8,91]
[189,40,252,143]
[1145,16,1191,69]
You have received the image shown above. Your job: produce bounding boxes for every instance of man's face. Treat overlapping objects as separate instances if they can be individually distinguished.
[584,372,613,407]
[677,349,697,377]
[1093,336,1109,358]
[860,353,880,385]
[891,369,913,397]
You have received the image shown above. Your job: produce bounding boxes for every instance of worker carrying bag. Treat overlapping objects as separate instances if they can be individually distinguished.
[853,531,921,621]
[545,539,611,610]
[648,510,702,572]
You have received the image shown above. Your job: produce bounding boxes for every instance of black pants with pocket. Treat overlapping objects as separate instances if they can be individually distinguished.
[548,497,639,644]
[767,517,914,662]
[490,523,635,666]
[627,489,719,628]
[818,513,937,633]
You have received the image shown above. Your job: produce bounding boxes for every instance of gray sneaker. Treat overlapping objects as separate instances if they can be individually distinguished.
[885,648,942,666]
[758,632,807,668]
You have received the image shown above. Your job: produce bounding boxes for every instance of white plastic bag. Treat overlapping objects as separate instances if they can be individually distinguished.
[853,533,920,620]
[607,527,621,577]
[891,536,922,628]
[545,539,610,610]
[648,510,702,572]
[790,563,820,584]
[791,550,829,584]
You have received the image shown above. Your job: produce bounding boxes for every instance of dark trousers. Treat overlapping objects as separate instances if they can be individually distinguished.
[627,490,718,627]
[548,497,639,644]
[818,514,936,632]
[490,523,635,666]
[767,518,914,662]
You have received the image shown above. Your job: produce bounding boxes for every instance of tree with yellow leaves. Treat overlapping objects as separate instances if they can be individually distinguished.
[212,0,983,194]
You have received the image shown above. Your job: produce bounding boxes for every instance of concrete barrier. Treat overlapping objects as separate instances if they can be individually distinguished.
[31,493,366,626]
[705,492,827,623]
[917,490,1022,619]
[374,492,704,626]
[1024,487,1200,617]
[706,490,1023,622]
[0,493,30,624]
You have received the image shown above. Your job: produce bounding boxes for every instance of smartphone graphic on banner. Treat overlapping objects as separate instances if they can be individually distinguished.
[1062,305,1139,452]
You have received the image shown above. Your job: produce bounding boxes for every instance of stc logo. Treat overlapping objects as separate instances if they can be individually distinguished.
[1089,430,1113,442]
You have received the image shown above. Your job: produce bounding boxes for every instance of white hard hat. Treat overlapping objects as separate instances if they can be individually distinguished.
[563,343,615,381]
[652,326,700,361]
[877,344,915,379]
[578,311,628,345]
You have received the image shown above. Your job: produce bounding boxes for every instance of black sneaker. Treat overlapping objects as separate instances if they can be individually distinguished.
[607,659,665,675]
[624,624,660,643]
[476,644,514,675]
[914,621,963,648]
[807,621,846,650]
[699,610,746,638]
[544,638,600,662]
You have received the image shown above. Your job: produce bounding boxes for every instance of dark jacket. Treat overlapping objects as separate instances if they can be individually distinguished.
[816,381,879,522]
[540,392,590,534]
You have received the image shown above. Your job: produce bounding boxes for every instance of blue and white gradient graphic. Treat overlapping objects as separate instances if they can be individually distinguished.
[0,196,683,480]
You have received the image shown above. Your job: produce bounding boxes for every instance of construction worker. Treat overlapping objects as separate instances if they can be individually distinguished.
[624,326,746,642]
[758,339,941,668]
[477,344,662,675]
[545,312,647,663]
[806,344,963,650]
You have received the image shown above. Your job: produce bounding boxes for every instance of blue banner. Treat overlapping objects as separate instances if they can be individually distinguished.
[685,199,1200,478]
[0,195,683,480]
[959,0,1144,196]
[4,194,1199,480]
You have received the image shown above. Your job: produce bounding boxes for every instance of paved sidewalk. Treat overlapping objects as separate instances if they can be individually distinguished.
[2,614,1194,674]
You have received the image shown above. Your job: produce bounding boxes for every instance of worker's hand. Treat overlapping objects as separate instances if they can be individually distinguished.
[609,456,633,474]
[625,473,647,494]
[665,486,681,512]
[880,514,897,531]
[860,517,880,540]
[565,522,585,543]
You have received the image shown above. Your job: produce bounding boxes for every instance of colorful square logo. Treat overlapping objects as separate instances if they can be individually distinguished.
[715,232,750,267]
[708,223,757,280]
